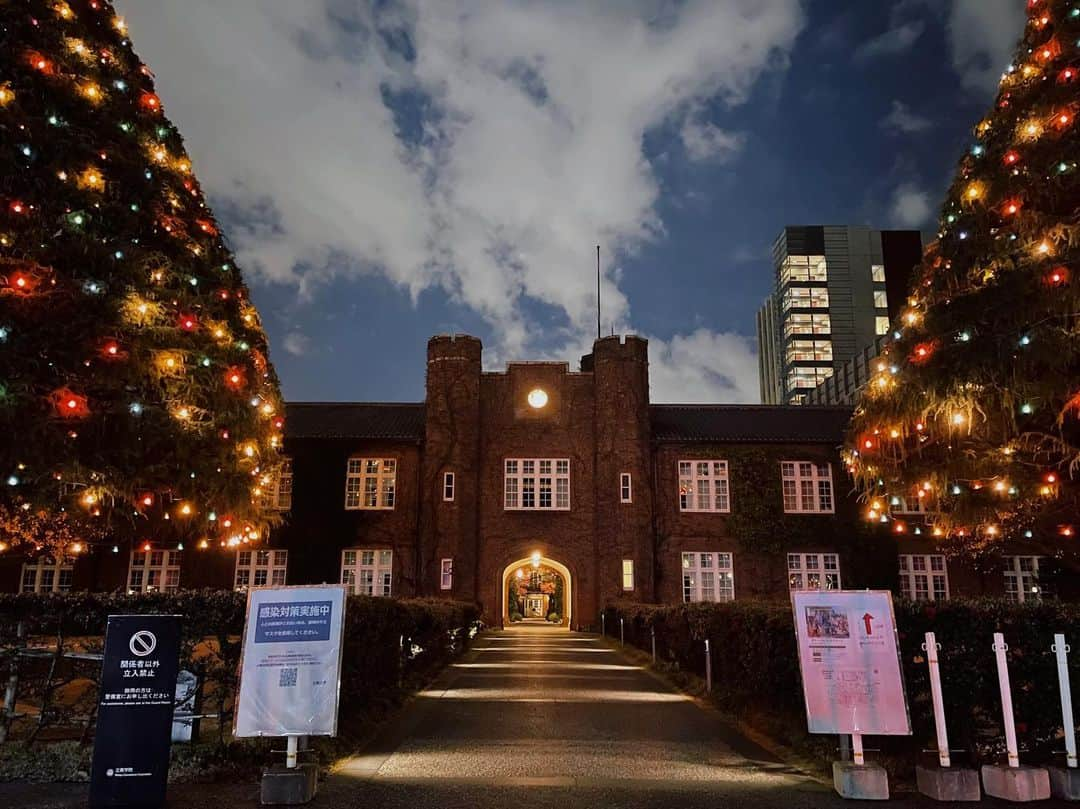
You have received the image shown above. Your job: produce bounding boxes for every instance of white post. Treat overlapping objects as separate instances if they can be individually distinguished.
[852,732,865,766]
[923,632,951,767]
[705,639,712,693]
[286,734,298,769]
[601,613,606,637]
[1053,633,1077,768]
[993,632,1020,768]
[651,626,656,663]
[619,617,624,646]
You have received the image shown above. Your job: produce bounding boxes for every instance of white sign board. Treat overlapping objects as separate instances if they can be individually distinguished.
[792,589,911,736]
[234,584,347,738]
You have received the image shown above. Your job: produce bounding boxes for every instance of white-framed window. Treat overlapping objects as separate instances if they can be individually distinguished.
[440,558,453,590]
[871,264,886,283]
[443,472,455,502]
[620,473,632,503]
[678,460,730,513]
[1004,555,1046,603]
[503,458,570,510]
[21,558,74,593]
[263,458,293,511]
[235,549,288,590]
[781,461,834,513]
[682,552,735,602]
[788,553,841,591]
[345,458,396,510]
[890,495,927,515]
[875,316,890,335]
[341,549,393,596]
[622,559,634,591]
[873,289,889,309]
[898,554,948,601]
[128,549,181,593]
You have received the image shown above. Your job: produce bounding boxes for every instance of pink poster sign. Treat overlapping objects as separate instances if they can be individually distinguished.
[792,590,911,735]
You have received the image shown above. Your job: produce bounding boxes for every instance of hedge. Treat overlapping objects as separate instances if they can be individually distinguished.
[603,599,1080,768]
[0,590,479,747]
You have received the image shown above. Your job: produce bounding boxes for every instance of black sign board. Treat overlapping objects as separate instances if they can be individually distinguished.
[89,615,182,809]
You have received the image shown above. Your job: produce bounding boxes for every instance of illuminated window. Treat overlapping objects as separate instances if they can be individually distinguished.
[620,472,632,503]
[898,555,948,602]
[890,496,927,515]
[873,290,888,309]
[341,549,393,596]
[786,367,833,392]
[345,458,396,510]
[1004,555,1046,603]
[622,559,634,591]
[781,462,834,513]
[262,458,292,511]
[784,312,831,338]
[779,255,827,284]
[875,316,890,335]
[443,471,455,502]
[782,286,830,311]
[21,557,74,593]
[235,549,287,590]
[871,264,886,282]
[128,550,181,593]
[441,558,453,590]
[678,460,730,512]
[504,459,570,510]
[785,340,832,364]
[682,553,734,602]
[788,553,840,590]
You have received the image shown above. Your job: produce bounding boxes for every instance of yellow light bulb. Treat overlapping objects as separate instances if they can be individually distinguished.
[951,412,965,425]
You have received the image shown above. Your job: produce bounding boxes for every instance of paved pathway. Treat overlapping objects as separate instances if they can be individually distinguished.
[3,623,1059,807]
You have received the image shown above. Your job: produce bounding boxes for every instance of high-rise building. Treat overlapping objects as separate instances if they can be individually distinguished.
[756,226,923,404]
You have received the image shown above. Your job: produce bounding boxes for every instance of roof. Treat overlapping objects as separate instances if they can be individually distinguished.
[285,403,425,441]
[649,405,852,444]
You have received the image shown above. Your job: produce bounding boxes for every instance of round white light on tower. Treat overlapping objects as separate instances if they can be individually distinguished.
[527,388,548,409]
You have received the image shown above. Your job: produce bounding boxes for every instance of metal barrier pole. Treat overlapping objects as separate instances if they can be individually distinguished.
[620,618,624,646]
[1053,633,1077,768]
[993,632,1020,768]
[923,632,951,767]
[852,733,865,766]
[601,613,605,637]
[705,638,712,693]
[651,626,656,663]
[286,734,298,769]
[0,620,25,744]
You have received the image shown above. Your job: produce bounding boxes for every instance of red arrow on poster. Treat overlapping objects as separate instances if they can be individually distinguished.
[863,613,874,635]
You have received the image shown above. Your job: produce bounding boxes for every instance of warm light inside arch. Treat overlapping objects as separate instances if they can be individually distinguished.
[501,555,572,628]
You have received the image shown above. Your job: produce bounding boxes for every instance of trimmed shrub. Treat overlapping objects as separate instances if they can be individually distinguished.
[603,599,1080,767]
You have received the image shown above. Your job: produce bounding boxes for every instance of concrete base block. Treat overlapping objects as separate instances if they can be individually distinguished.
[832,760,889,800]
[915,764,981,801]
[260,763,317,805]
[1049,766,1080,800]
[980,764,1050,802]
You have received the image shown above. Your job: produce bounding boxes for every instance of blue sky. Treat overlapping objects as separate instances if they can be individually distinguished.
[117,0,1024,403]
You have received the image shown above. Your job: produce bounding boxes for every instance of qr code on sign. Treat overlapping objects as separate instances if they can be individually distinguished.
[279,667,298,687]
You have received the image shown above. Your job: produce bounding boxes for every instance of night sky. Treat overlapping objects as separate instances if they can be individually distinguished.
[114,0,1024,404]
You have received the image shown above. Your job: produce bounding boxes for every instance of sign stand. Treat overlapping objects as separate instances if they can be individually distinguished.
[1048,634,1080,799]
[980,633,1050,801]
[914,632,980,802]
[792,590,906,801]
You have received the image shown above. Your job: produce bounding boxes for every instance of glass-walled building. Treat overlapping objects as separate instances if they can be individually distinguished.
[756,226,922,404]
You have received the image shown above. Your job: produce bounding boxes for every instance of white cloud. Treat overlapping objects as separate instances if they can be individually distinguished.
[880,100,932,134]
[681,113,746,163]
[945,0,1025,95]
[282,331,311,357]
[115,0,803,381]
[647,329,760,403]
[888,183,933,228]
[853,20,924,62]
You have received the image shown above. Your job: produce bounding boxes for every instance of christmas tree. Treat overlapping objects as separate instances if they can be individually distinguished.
[846,0,1080,553]
[0,0,284,556]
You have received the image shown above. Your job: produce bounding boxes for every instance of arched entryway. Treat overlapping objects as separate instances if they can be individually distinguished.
[501,554,572,628]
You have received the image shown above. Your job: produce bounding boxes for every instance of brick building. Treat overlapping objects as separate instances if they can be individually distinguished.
[1,335,1069,626]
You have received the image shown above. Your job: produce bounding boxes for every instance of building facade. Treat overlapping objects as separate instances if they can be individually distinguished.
[804,336,886,406]
[757,226,923,404]
[1,335,1070,626]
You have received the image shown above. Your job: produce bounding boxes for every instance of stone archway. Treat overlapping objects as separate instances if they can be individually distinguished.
[501,554,572,628]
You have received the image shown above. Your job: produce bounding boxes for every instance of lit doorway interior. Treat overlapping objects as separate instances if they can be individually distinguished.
[501,553,572,628]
